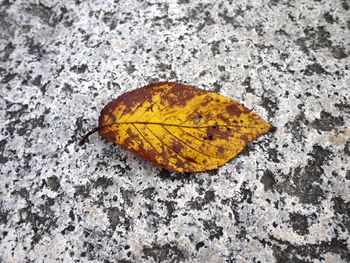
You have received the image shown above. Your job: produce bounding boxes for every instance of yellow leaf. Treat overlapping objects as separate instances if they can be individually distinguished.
[80,82,275,173]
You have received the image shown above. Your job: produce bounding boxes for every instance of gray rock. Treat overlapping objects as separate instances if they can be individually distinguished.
[0,0,349,262]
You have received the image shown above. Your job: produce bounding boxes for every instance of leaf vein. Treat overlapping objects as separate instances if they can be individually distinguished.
[131,123,160,156]
[161,126,226,161]
[177,127,238,153]
[144,125,201,165]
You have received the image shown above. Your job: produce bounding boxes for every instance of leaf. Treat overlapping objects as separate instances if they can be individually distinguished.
[80,82,275,173]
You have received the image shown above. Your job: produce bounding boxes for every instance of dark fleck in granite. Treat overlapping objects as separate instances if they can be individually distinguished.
[1,0,349,262]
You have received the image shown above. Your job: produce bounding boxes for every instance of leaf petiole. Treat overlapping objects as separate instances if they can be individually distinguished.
[79,127,102,145]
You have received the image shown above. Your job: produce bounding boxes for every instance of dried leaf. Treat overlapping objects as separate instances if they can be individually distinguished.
[80,82,275,172]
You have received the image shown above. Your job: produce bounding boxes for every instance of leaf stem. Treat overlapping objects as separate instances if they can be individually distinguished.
[79,127,102,145]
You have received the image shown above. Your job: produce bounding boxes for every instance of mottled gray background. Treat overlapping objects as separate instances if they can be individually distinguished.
[1,0,349,262]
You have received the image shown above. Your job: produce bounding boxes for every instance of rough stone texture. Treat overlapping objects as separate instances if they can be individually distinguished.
[0,0,349,262]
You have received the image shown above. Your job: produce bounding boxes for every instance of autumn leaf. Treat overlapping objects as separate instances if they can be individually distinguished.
[80,82,275,173]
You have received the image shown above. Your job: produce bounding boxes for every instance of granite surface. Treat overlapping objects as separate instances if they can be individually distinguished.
[1,0,349,262]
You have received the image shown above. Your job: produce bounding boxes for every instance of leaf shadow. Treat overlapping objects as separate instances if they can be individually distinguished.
[157,168,219,182]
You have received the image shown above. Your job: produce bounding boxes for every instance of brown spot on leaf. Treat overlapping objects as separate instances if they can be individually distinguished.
[226,104,246,117]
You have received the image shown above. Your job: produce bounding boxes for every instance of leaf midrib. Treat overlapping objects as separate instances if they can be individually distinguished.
[101,121,254,129]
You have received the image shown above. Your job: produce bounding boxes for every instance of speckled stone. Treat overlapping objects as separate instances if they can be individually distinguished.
[1,0,349,262]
